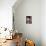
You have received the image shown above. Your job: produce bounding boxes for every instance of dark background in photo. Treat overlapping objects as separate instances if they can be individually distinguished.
[26,16,32,24]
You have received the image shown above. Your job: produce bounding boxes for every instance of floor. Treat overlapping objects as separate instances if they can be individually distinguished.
[0,39,24,46]
[0,39,16,46]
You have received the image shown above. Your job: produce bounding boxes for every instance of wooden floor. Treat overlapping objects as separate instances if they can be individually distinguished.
[0,39,16,46]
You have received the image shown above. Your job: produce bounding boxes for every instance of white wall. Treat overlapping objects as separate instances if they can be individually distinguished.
[13,0,41,46]
[0,0,16,29]
[41,0,46,46]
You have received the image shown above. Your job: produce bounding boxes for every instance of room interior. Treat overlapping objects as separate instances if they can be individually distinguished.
[0,0,46,46]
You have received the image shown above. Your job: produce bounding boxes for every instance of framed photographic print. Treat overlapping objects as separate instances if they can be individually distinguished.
[26,16,32,24]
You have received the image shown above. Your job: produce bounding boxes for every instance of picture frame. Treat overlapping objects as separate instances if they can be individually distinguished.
[26,16,32,24]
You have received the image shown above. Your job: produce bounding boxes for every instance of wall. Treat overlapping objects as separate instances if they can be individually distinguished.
[0,0,16,30]
[41,0,46,46]
[13,0,41,46]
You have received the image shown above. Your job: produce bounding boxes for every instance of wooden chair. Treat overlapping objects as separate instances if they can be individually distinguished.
[15,33,23,46]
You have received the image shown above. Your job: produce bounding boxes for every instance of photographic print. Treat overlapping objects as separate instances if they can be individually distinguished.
[26,16,32,24]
